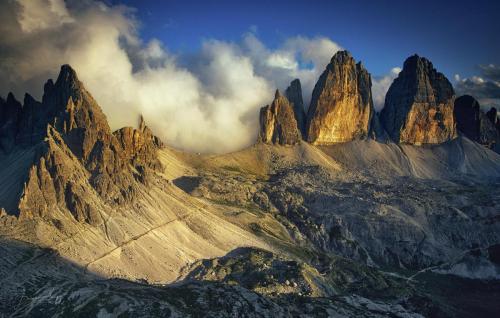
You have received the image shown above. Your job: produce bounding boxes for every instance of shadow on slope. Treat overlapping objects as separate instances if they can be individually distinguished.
[0,146,40,216]
[1,238,499,317]
[172,176,201,194]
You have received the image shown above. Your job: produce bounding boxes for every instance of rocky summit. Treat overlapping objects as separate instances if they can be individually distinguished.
[258,89,301,145]
[455,95,499,151]
[380,55,456,145]
[306,50,374,145]
[285,79,306,138]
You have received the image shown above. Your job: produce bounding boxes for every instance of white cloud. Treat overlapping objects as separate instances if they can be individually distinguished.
[17,0,74,32]
[0,0,349,153]
[372,67,401,111]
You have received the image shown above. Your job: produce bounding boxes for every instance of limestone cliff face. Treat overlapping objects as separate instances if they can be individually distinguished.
[258,90,301,145]
[0,65,163,221]
[380,55,456,145]
[306,51,374,145]
[285,79,306,137]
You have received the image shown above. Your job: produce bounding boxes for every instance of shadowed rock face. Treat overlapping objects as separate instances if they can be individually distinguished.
[285,79,306,138]
[380,55,456,145]
[306,50,374,145]
[258,90,301,145]
[486,107,500,132]
[486,107,498,124]
[454,95,499,150]
[0,93,22,152]
[454,95,481,141]
[0,65,163,221]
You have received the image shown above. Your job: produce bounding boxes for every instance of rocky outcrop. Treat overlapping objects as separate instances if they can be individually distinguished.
[0,93,22,152]
[258,90,301,145]
[486,108,498,125]
[454,95,499,150]
[454,95,481,141]
[0,65,163,221]
[486,107,500,133]
[306,51,374,145]
[285,79,306,138]
[380,55,456,145]
[113,116,163,172]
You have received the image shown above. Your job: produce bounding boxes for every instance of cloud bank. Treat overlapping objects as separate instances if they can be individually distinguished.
[454,64,500,110]
[0,0,396,153]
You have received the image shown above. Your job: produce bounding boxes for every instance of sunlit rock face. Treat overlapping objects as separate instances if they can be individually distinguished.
[380,55,456,145]
[285,79,306,138]
[2,65,163,221]
[258,90,301,145]
[306,50,374,145]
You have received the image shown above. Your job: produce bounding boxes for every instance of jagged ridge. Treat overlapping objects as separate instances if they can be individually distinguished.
[0,65,163,221]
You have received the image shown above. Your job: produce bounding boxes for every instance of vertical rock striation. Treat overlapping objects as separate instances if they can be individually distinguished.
[258,90,301,145]
[285,79,306,138]
[380,55,456,145]
[306,51,374,145]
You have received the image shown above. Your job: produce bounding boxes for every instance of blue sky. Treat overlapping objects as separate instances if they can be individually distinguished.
[111,0,500,79]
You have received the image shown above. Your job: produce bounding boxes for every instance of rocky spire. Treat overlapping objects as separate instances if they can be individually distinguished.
[306,50,374,145]
[380,55,456,145]
[454,96,500,150]
[454,95,481,141]
[0,64,164,220]
[486,107,499,128]
[0,93,22,152]
[285,79,306,138]
[258,89,301,145]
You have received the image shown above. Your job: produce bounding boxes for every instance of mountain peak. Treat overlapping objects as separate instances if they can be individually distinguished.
[381,54,456,145]
[274,89,281,99]
[6,92,18,104]
[306,50,373,145]
[285,79,305,138]
[330,50,352,64]
[57,64,80,85]
[258,89,301,145]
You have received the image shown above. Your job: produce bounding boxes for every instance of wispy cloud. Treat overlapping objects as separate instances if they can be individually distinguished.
[371,67,401,111]
[454,64,500,110]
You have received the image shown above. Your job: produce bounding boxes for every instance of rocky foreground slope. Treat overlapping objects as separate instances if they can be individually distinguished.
[1,58,500,317]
